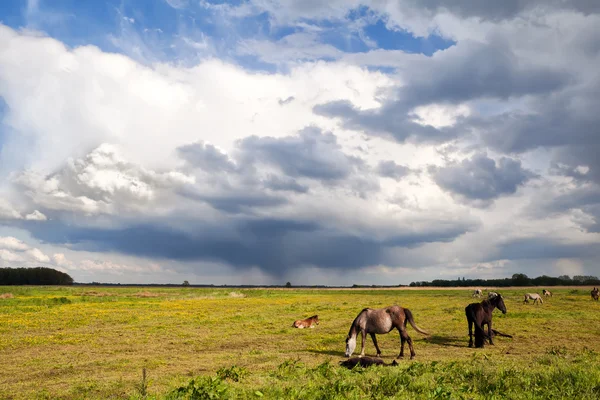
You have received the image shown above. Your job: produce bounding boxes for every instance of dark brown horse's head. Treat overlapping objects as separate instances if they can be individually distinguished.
[491,293,507,314]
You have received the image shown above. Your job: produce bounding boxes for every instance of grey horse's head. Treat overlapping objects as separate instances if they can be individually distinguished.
[345,335,356,357]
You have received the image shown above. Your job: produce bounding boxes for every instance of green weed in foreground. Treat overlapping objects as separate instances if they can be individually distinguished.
[1,286,599,399]
[163,350,600,400]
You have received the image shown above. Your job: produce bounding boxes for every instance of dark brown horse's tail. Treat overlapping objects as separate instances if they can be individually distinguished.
[404,308,429,336]
[491,329,513,338]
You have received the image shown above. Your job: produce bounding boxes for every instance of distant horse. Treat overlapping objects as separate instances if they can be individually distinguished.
[292,315,319,329]
[472,289,482,298]
[524,293,543,305]
[339,356,399,369]
[592,287,599,301]
[465,293,507,348]
[344,305,429,360]
[542,289,552,297]
[488,292,499,299]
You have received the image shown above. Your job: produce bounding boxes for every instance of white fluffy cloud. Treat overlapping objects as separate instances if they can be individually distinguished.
[0,236,51,265]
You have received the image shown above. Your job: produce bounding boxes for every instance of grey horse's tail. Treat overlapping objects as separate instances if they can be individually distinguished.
[404,308,429,336]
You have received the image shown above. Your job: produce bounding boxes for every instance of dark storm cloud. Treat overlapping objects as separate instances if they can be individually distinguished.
[532,185,600,233]
[403,0,600,21]
[314,100,459,143]
[476,80,600,185]
[314,40,570,144]
[431,153,536,203]
[238,126,365,181]
[492,237,600,261]
[376,160,410,180]
[401,41,571,107]
[178,185,289,213]
[22,215,476,276]
[177,141,237,172]
[262,175,309,193]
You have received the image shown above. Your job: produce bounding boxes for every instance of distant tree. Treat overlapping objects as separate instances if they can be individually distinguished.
[511,273,530,286]
[182,280,190,286]
[0,267,74,285]
[285,281,292,288]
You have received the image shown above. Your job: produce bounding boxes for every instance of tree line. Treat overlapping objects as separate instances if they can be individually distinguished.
[409,273,600,287]
[0,267,74,285]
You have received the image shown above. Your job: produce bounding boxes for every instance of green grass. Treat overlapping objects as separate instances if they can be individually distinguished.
[0,286,599,399]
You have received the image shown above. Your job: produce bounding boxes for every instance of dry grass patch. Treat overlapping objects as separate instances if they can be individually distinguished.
[75,291,114,297]
[0,293,14,299]
[133,291,161,298]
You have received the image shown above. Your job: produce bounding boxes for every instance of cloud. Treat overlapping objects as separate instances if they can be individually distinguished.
[13,143,195,215]
[431,153,536,205]
[0,236,30,251]
[314,100,457,144]
[376,160,410,180]
[0,200,22,220]
[1,6,600,285]
[530,183,600,233]
[0,200,47,222]
[177,141,237,173]
[315,38,571,144]
[164,0,189,10]
[22,214,476,277]
[0,235,51,265]
[24,210,47,221]
[238,127,365,182]
[493,237,600,262]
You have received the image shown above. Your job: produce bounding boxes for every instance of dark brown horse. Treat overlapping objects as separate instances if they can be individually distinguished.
[339,356,399,369]
[592,287,599,301]
[292,315,319,328]
[465,293,507,348]
[344,305,429,360]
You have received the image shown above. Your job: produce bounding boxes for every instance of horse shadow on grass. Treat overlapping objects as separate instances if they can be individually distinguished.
[425,335,466,348]
[306,349,346,357]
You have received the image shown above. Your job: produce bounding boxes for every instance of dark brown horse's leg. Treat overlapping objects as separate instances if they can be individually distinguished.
[487,321,494,345]
[360,329,367,357]
[370,333,382,357]
[468,319,474,348]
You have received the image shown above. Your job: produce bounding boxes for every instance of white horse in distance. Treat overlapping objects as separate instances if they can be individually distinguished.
[523,293,543,305]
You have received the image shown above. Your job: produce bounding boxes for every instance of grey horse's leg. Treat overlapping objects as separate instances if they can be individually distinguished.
[359,329,367,357]
[370,333,382,357]
[398,328,405,358]
[398,327,415,359]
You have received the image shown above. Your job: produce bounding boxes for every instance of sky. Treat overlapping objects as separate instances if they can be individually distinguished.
[0,0,599,285]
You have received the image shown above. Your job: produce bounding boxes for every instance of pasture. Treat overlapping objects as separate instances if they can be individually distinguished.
[0,286,599,399]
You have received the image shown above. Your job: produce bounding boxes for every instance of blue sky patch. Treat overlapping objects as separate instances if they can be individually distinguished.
[0,0,455,67]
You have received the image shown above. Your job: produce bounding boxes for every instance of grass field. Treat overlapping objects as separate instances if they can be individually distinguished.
[0,286,599,399]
